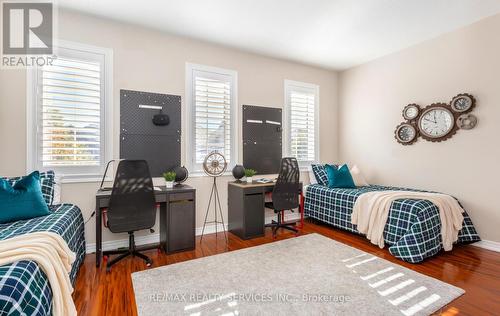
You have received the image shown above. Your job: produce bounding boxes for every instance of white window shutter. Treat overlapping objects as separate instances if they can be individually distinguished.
[285,80,319,165]
[186,64,237,173]
[39,57,102,167]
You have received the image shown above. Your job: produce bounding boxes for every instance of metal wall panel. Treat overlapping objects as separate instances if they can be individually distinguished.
[120,89,181,176]
[242,105,282,174]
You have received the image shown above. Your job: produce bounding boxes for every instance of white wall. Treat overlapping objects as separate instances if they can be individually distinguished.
[339,13,500,242]
[0,10,338,245]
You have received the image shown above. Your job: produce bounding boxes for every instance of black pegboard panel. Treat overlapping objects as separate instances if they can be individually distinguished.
[243,140,281,175]
[243,105,282,142]
[119,89,181,177]
[242,105,282,174]
[120,134,180,177]
[120,89,181,135]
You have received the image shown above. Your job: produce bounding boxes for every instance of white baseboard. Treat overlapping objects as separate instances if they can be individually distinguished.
[85,213,301,254]
[471,239,500,252]
[86,233,160,254]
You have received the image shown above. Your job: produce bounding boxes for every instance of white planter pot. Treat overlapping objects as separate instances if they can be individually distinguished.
[246,176,253,183]
[165,181,174,188]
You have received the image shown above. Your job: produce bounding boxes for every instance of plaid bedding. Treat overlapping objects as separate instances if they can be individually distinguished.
[304,184,480,263]
[0,203,86,316]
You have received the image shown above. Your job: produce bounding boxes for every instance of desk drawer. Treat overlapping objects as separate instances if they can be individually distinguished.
[243,193,265,238]
[169,192,194,202]
[168,200,195,252]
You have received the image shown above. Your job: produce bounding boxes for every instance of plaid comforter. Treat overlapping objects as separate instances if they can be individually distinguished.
[304,184,480,263]
[0,204,85,316]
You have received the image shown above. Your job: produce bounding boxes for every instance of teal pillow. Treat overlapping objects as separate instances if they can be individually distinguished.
[325,164,356,189]
[0,171,51,224]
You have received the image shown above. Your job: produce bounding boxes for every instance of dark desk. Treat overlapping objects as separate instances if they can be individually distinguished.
[227,181,304,240]
[95,185,195,267]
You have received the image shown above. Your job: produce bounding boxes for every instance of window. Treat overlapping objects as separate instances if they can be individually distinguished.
[27,41,113,182]
[186,63,238,173]
[284,80,319,167]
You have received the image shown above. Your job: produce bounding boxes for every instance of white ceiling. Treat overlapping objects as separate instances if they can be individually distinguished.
[58,0,500,70]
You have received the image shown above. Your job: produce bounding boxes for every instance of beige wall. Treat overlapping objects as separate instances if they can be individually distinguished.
[339,13,500,242]
[0,10,338,246]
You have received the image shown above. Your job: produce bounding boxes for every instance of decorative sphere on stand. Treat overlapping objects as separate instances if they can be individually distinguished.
[232,165,245,182]
[173,166,188,186]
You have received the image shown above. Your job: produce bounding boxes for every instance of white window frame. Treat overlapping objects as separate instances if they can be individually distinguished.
[27,40,114,183]
[185,63,238,175]
[283,79,320,169]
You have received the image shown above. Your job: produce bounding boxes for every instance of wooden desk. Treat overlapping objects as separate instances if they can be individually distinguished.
[95,185,195,267]
[227,181,304,240]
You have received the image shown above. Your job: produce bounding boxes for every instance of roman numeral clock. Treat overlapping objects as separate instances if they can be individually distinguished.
[395,93,478,145]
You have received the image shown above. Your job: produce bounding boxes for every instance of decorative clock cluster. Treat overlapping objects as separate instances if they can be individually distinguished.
[395,93,478,145]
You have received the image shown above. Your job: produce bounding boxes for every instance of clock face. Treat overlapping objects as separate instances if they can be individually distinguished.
[398,125,415,142]
[419,107,454,138]
[403,104,419,120]
[451,95,473,113]
[395,123,417,144]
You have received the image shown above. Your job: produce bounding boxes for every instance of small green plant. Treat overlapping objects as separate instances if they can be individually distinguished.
[244,169,256,177]
[163,171,176,182]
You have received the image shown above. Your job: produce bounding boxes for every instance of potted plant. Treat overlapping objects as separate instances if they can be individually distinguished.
[163,171,176,188]
[244,169,256,183]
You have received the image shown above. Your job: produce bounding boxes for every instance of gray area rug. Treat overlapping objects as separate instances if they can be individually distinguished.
[132,234,463,316]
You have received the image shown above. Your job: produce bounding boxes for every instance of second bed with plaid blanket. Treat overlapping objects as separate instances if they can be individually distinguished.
[304,184,480,263]
[0,203,85,316]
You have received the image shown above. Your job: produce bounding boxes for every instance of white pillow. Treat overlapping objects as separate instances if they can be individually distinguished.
[350,165,369,187]
[52,173,62,204]
[308,165,318,185]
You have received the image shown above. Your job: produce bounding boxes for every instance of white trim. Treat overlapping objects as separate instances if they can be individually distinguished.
[26,40,113,183]
[265,212,301,224]
[185,62,239,174]
[26,68,37,173]
[60,176,108,184]
[86,213,301,253]
[86,233,160,254]
[283,79,320,169]
[188,171,234,178]
[86,222,228,253]
[471,240,500,252]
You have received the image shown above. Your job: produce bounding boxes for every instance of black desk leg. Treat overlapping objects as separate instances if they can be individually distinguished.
[96,205,102,267]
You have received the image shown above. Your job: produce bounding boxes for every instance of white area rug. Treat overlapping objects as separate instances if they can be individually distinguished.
[132,234,463,315]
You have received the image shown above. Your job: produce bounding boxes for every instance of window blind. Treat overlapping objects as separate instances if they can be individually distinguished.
[39,57,102,167]
[194,75,232,164]
[289,89,316,162]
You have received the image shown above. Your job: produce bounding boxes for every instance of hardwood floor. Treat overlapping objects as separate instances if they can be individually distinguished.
[73,221,500,316]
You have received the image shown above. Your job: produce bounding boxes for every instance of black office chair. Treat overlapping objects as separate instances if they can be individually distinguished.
[265,157,300,238]
[103,160,157,272]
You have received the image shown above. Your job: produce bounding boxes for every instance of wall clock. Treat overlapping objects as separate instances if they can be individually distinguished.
[451,93,475,113]
[394,123,418,145]
[394,93,478,145]
[402,104,420,120]
[418,103,458,142]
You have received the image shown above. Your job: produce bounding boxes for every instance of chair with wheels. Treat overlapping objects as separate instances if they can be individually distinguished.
[264,157,301,238]
[103,160,157,272]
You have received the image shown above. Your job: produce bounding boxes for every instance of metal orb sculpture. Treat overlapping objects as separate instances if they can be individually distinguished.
[200,151,228,242]
[173,166,188,186]
[202,151,227,177]
[232,164,245,182]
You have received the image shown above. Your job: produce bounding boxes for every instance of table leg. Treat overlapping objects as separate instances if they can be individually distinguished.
[96,205,102,267]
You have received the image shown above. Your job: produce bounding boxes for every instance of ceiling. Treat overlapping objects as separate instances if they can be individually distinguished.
[58,0,500,70]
